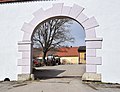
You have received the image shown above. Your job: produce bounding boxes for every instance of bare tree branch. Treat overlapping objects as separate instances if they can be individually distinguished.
[32,18,74,63]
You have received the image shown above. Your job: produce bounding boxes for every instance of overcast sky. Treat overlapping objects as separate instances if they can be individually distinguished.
[67,20,86,47]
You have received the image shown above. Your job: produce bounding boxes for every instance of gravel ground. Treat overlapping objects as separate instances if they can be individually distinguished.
[0,78,120,92]
[0,65,120,92]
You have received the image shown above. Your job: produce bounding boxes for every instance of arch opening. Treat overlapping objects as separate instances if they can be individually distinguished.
[18,3,102,81]
[31,16,86,79]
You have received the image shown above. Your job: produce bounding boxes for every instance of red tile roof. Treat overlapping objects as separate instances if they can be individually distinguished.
[0,0,15,2]
[33,47,80,57]
[0,0,52,3]
[55,47,79,57]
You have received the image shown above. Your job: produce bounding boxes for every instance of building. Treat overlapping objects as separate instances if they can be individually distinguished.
[33,47,86,64]
[0,0,16,2]
[55,47,80,64]
[0,0,120,83]
[78,46,86,64]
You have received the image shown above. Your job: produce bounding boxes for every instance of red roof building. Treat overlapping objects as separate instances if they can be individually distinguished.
[33,46,86,64]
[55,47,79,57]
[0,0,51,3]
[0,0,15,2]
[33,47,79,58]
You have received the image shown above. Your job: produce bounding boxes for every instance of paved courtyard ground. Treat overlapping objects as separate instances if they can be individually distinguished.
[0,64,120,92]
[33,64,86,79]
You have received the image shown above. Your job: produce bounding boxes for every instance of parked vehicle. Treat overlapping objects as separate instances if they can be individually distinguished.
[33,59,39,67]
[46,55,61,66]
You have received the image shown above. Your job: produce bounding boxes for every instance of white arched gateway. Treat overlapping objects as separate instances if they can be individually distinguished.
[18,3,103,81]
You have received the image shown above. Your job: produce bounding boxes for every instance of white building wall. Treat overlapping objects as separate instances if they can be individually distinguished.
[0,0,120,83]
[0,1,54,80]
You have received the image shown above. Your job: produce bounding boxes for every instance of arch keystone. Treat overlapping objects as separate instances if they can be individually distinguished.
[61,6,72,16]
[52,3,64,14]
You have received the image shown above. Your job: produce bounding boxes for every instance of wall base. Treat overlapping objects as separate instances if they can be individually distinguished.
[18,74,34,81]
[82,72,101,82]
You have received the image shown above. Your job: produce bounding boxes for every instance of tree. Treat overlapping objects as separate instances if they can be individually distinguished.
[32,18,74,63]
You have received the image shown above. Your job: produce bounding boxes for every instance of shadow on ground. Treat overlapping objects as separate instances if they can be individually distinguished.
[33,64,86,80]
[33,68,66,79]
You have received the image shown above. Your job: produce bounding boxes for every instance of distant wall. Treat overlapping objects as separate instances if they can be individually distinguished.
[80,52,86,64]
[61,57,78,64]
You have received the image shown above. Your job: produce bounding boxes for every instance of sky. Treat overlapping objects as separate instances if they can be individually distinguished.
[33,18,86,48]
[67,20,86,47]
[32,20,85,47]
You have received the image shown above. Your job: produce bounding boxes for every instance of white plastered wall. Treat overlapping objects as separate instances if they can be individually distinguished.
[0,1,55,80]
[0,0,120,83]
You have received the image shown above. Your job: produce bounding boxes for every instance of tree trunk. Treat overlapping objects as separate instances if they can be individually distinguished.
[42,51,47,65]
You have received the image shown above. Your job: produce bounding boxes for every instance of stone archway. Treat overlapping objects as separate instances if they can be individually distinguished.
[18,3,103,81]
